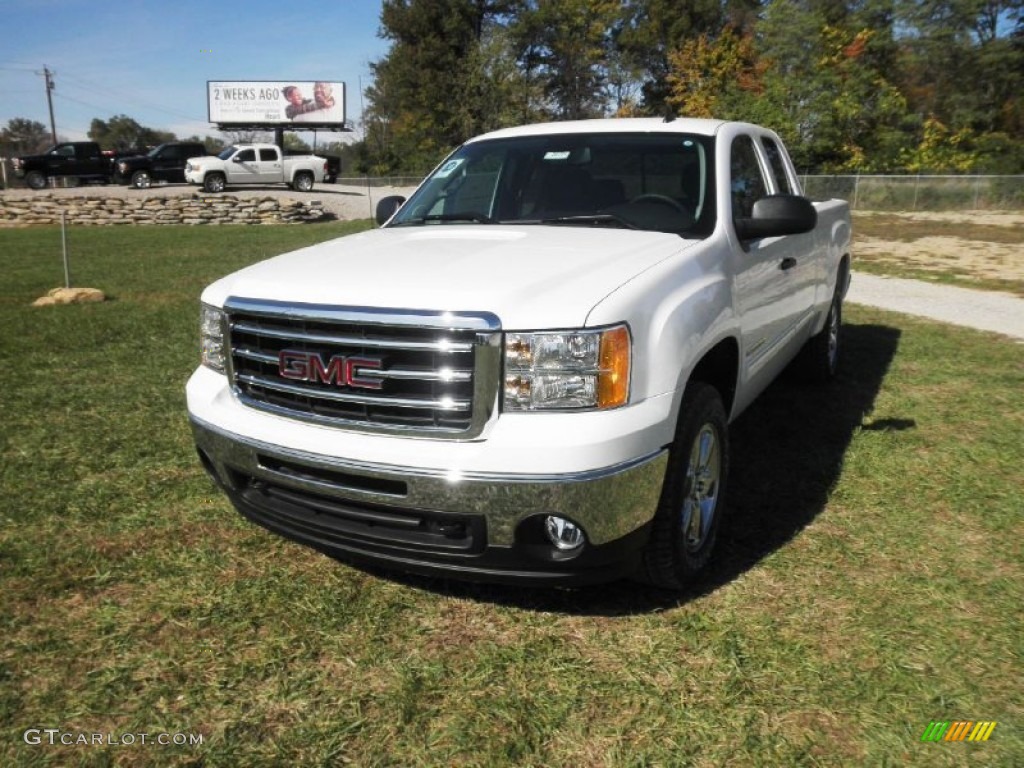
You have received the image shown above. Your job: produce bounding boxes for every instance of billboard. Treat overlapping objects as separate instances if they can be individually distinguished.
[207,81,346,126]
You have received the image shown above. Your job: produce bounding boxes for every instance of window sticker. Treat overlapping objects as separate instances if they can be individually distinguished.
[434,158,465,178]
[543,151,571,161]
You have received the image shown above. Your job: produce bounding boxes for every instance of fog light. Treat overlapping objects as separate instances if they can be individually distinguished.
[544,515,586,551]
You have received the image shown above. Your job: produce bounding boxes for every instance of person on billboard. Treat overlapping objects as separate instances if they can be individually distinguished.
[283,83,337,121]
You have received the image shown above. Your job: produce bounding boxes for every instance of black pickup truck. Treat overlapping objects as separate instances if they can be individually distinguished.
[113,142,208,189]
[12,142,115,189]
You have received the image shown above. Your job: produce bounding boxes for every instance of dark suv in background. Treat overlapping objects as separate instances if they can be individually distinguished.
[114,142,208,189]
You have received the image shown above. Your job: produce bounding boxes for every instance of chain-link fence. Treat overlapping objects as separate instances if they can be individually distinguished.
[800,174,1024,211]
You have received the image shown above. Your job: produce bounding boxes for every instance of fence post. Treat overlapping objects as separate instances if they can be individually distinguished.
[852,173,860,211]
[973,176,981,209]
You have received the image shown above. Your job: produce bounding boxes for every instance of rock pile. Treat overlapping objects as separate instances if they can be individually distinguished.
[0,194,330,227]
[32,287,107,307]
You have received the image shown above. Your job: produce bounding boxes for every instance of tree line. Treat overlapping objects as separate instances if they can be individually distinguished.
[358,0,1023,175]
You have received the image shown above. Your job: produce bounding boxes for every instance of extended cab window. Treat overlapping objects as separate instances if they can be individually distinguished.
[761,137,794,195]
[389,133,716,236]
[730,135,768,221]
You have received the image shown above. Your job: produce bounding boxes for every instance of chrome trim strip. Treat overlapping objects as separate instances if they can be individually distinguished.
[233,348,473,383]
[232,322,475,354]
[237,373,472,411]
[225,297,501,331]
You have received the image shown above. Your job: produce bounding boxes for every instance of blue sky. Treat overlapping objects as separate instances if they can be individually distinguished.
[0,0,390,143]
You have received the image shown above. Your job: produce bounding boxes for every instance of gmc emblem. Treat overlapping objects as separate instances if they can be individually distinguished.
[278,350,383,390]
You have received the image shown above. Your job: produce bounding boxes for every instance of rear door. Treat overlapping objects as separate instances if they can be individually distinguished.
[257,147,283,183]
[153,145,182,181]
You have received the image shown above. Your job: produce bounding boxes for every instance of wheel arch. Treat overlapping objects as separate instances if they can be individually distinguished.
[681,336,740,421]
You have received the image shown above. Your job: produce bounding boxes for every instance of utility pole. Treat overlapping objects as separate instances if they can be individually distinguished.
[43,67,57,144]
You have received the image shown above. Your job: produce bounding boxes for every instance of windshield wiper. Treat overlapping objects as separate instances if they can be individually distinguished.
[537,213,639,230]
[393,211,497,226]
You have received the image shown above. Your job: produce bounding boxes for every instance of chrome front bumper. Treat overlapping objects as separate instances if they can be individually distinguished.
[191,417,668,584]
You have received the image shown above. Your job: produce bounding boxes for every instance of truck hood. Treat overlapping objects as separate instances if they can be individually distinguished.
[202,225,699,328]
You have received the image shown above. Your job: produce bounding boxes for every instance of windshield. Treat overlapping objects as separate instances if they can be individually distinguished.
[147,144,167,158]
[217,146,239,161]
[389,132,716,236]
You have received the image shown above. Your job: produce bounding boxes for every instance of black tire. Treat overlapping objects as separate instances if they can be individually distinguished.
[641,382,730,589]
[293,172,314,192]
[798,282,843,384]
[25,171,46,190]
[204,173,226,193]
[131,170,152,190]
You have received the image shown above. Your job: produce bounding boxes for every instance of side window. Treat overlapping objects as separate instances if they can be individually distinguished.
[730,135,768,220]
[259,148,278,162]
[761,137,794,195]
[160,146,181,161]
[236,149,256,162]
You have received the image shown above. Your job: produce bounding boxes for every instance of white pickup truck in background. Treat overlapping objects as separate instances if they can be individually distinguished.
[184,144,327,192]
[187,117,852,589]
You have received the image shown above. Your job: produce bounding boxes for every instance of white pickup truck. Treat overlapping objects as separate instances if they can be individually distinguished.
[184,144,327,193]
[187,118,851,588]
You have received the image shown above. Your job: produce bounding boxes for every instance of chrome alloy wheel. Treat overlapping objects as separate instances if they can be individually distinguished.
[681,424,721,553]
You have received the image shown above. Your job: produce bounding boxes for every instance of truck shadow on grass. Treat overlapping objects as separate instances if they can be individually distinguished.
[380,322,905,614]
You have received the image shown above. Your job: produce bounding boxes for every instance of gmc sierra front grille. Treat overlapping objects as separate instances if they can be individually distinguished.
[224,298,501,438]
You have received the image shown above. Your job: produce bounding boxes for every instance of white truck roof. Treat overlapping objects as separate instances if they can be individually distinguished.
[468,117,730,143]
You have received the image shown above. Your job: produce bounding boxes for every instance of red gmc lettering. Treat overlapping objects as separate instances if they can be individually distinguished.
[278,351,382,390]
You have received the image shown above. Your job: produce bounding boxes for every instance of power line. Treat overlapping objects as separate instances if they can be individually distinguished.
[58,71,206,123]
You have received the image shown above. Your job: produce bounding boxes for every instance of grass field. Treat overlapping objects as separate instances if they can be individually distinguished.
[1,223,1021,766]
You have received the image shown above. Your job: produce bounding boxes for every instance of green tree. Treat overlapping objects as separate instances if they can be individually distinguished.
[511,0,621,119]
[88,115,175,151]
[364,0,520,173]
[1,118,52,155]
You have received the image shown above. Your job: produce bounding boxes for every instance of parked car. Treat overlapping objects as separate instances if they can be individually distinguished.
[188,117,852,588]
[184,144,327,193]
[114,142,209,189]
[13,142,114,189]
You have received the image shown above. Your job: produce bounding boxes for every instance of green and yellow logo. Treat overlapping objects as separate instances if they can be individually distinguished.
[921,721,997,742]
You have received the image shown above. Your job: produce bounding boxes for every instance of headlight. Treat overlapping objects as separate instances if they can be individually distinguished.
[200,304,227,373]
[504,325,630,411]
[117,162,128,172]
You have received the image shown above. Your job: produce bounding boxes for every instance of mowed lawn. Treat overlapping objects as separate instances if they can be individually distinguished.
[1,223,1021,767]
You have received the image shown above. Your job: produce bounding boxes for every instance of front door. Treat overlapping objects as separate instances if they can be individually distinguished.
[729,134,816,388]
[226,148,260,184]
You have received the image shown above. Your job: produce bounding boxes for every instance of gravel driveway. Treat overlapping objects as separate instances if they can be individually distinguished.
[847,272,1024,341]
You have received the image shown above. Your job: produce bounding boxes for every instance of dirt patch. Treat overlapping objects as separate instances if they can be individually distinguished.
[853,210,1024,284]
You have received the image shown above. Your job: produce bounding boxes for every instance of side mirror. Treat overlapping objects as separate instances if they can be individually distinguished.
[232,155,244,163]
[735,194,817,240]
[375,195,406,226]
